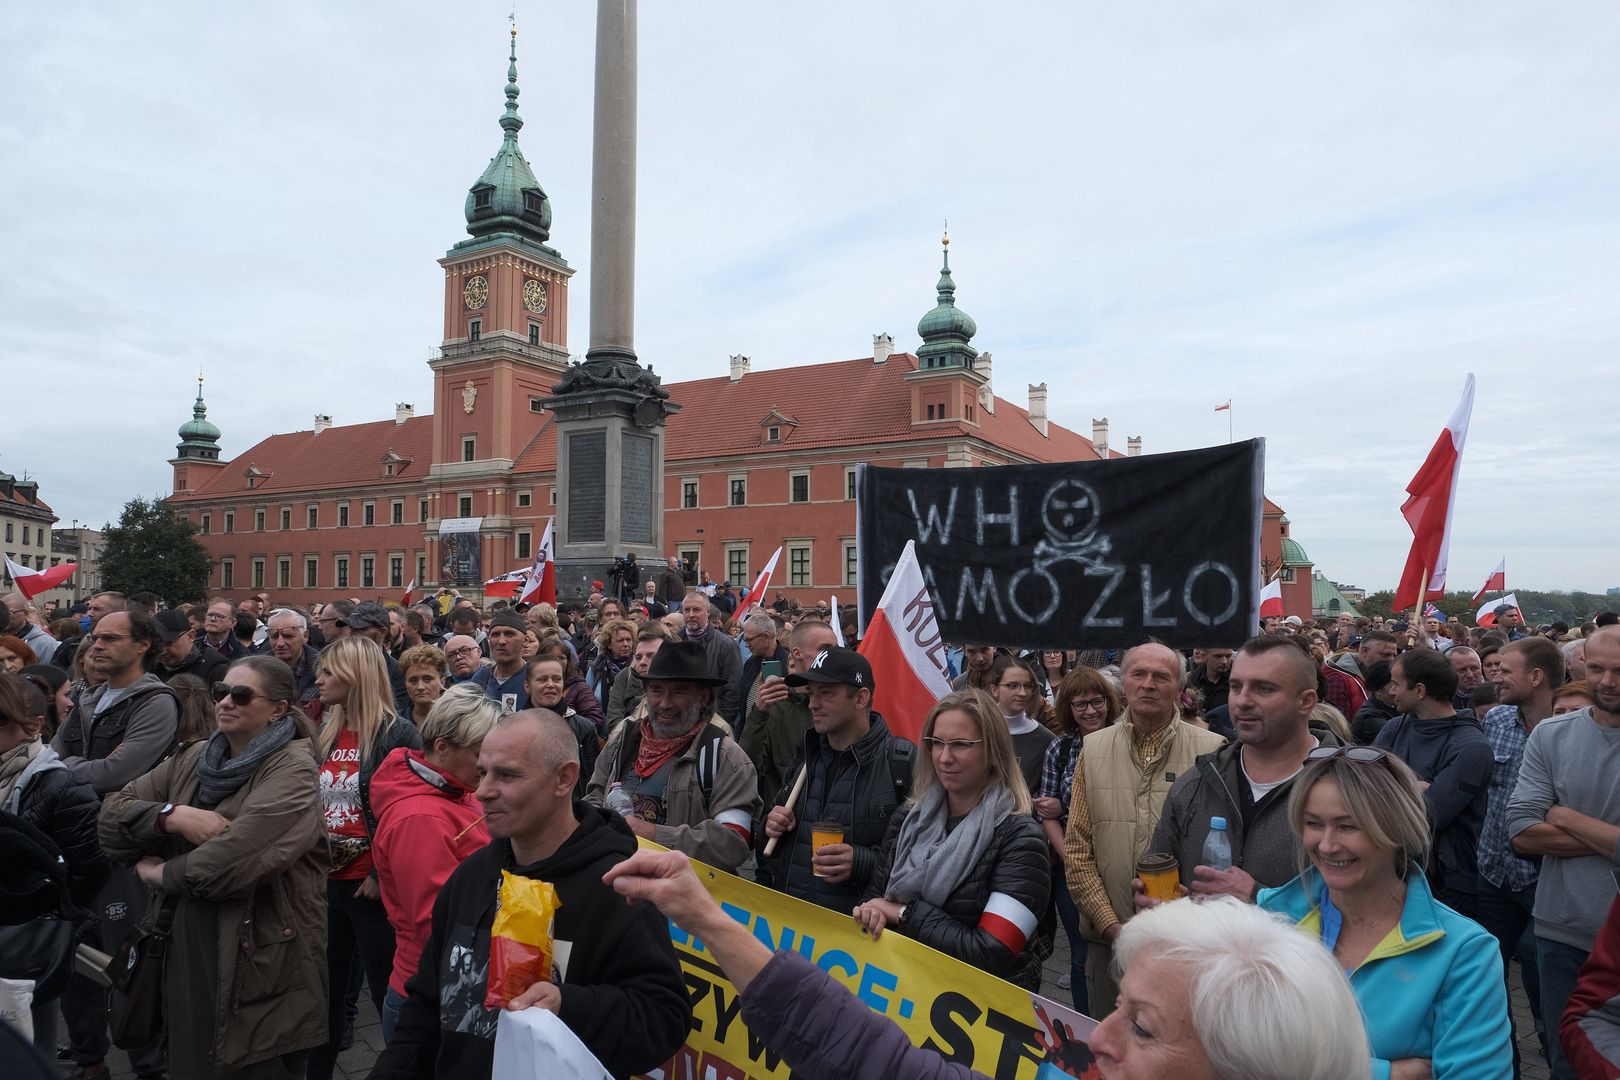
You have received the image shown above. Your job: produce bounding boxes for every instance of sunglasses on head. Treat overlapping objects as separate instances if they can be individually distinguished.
[212,682,269,707]
[1306,746,1393,765]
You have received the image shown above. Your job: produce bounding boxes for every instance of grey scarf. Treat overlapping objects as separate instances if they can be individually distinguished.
[195,716,296,805]
[883,783,1014,907]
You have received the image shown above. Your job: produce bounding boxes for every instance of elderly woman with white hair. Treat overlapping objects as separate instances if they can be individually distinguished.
[604,849,1373,1080]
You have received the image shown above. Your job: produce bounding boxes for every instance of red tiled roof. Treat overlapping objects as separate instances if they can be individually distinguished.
[171,416,435,501]
[0,475,53,516]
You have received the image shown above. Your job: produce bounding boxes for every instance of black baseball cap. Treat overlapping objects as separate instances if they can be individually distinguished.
[153,609,193,643]
[786,646,874,690]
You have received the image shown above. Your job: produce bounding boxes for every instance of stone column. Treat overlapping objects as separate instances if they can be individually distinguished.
[588,0,636,363]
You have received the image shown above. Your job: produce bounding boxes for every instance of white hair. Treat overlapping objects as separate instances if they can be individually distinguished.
[1115,897,1371,1080]
[742,612,776,637]
[267,608,308,633]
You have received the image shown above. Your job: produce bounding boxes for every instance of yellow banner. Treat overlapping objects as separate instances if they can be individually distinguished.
[635,845,1099,1080]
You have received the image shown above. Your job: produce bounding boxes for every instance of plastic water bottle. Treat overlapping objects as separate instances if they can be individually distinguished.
[1201,816,1233,872]
[604,782,635,817]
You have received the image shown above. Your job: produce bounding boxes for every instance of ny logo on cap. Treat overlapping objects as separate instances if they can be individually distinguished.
[811,650,830,669]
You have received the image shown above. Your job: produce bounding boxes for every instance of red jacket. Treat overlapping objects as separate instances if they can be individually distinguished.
[1563,894,1620,1080]
[369,747,490,994]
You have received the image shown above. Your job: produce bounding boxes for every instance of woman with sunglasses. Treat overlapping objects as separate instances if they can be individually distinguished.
[99,655,328,1078]
[1257,746,1513,1079]
[853,689,1052,989]
[307,636,422,1080]
[1035,667,1122,1012]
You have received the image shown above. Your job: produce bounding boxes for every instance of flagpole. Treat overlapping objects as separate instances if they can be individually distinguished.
[1411,566,1430,648]
[1228,403,1233,445]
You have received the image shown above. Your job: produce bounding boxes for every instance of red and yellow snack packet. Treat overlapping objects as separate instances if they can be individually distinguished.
[484,871,561,1009]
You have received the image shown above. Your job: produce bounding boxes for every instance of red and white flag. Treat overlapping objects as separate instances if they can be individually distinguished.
[3,556,76,600]
[830,596,845,646]
[979,891,1040,956]
[1214,400,1231,412]
[1259,578,1284,618]
[857,541,952,743]
[1394,374,1476,612]
[400,578,417,606]
[1476,592,1521,628]
[1471,558,1506,606]
[732,547,782,622]
[517,519,556,606]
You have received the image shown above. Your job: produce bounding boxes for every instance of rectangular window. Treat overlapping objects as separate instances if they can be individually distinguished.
[22,526,30,545]
[682,481,698,509]
[338,503,349,528]
[528,324,540,346]
[767,426,780,442]
[729,477,746,507]
[790,472,809,503]
[926,403,936,420]
[462,436,476,463]
[220,560,234,589]
[280,508,291,530]
[419,499,430,522]
[726,548,749,587]
[361,557,375,589]
[335,557,349,589]
[200,513,211,535]
[362,502,376,527]
[277,557,291,589]
[459,496,473,518]
[224,512,235,534]
[391,500,403,525]
[307,505,318,529]
[304,558,318,588]
[516,531,532,560]
[416,554,426,586]
[389,556,403,589]
[529,397,545,413]
[789,545,811,587]
[844,543,859,587]
[251,558,265,589]
[254,509,265,531]
[516,491,532,508]
[468,319,481,342]
[549,490,557,505]
[2,523,10,542]
[846,468,857,501]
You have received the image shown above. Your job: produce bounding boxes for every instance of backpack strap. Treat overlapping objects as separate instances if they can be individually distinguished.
[694,723,729,808]
[886,736,916,801]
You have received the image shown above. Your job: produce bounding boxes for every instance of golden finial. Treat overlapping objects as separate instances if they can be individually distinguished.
[942,218,950,247]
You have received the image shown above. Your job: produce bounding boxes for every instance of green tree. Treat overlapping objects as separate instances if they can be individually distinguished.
[99,496,212,604]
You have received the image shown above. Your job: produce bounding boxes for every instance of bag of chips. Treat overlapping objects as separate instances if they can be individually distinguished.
[484,871,561,1010]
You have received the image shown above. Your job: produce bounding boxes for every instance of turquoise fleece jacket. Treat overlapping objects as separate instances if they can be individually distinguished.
[1258,866,1512,1080]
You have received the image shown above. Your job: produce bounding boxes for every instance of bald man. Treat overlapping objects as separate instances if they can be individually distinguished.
[373,710,690,1080]
[1063,641,1226,1016]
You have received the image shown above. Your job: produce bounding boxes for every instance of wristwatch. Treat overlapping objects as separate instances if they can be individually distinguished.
[897,903,909,927]
[156,803,177,834]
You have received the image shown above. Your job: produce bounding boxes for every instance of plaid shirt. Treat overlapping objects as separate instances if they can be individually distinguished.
[1039,733,1081,821]
[1477,704,1540,891]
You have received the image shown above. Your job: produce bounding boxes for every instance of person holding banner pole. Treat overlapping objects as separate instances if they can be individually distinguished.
[855,689,1053,990]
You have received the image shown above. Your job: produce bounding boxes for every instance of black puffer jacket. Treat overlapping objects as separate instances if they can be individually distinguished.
[155,642,229,688]
[865,804,1053,990]
[4,745,110,908]
[766,713,912,912]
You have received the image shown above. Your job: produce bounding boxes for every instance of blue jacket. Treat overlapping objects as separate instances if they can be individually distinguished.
[1259,866,1511,1080]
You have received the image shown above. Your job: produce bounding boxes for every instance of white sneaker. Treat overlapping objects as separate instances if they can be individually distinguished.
[1058,972,1072,990]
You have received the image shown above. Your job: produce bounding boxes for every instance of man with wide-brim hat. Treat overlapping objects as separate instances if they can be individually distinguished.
[586,640,762,872]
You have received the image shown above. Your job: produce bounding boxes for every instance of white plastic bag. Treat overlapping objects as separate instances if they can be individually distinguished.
[492,1005,610,1080]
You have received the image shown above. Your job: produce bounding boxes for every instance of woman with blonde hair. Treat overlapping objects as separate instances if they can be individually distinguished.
[307,636,422,1080]
[854,689,1052,989]
[1258,746,1512,1078]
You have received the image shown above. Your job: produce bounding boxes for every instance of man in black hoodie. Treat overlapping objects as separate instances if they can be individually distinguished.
[1374,646,1494,917]
[370,709,690,1080]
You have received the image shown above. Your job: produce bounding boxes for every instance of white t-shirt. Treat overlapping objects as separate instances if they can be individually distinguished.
[1240,736,1319,802]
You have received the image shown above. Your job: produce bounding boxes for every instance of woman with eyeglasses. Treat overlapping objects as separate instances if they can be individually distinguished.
[99,655,328,1078]
[1257,746,1513,1079]
[1036,667,1123,1012]
[307,636,422,1080]
[988,655,1056,797]
[853,689,1052,989]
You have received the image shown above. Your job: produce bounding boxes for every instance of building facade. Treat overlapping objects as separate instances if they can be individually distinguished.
[0,470,59,597]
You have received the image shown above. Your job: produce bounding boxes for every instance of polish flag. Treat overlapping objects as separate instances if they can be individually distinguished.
[400,578,417,606]
[1394,374,1476,612]
[1258,578,1284,618]
[517,520,556,606]
[1214,400,1231,412]
[856,541,952,743]
[3,556,77,600]
[1471,559,1506,606]
[830,596,845,646]
[483,568,527,599]
[979,891,1040,955]
[1476,592,1521,628]
[732,547,782,622]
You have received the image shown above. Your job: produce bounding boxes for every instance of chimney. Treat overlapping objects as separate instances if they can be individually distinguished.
[1127,436,1142,457]
[978,351,995,414]
[728,354,750,382]
[395,403,414,425]
[1028,383,1048,436]
[313,414,333,434]
[872,332,894,365]
[1091,417,1109,457]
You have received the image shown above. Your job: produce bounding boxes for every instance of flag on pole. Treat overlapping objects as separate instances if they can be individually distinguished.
[3,556,77,600]
[732,547,782,623]
[1259,578,1284,618]
[1214,400,1231,412]
[517,519,556,606]
[1476,592,1521,628]
[1471,558,1506,606]
[400,578,418,606]
[483,567,528,599]
[1423,602,1444,621]
[857,541,953,743]
[830,596,845,647]
[1394,374,1476,612]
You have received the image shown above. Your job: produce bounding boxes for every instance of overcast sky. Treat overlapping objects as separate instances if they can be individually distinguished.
[4,3,1616,593]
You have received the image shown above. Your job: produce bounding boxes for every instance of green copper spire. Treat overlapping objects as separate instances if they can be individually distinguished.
[176,375,222,460]
[916,231,979,370]
[465,24,551,243]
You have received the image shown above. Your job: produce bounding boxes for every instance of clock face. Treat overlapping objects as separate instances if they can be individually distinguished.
[523,278,548,315]
[462,275,489,311]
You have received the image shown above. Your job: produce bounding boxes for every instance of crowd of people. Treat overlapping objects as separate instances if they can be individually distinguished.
[3,580,1619,1080]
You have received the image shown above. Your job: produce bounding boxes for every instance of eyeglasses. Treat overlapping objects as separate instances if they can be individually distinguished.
[998,682,1035,693]
[1070,697,1109,713]
[1306,746,1393,765]
[446,646,480,658]
[204,613,232,623]
[84,633,131,645]
[922,737,984,754]
[212,682,273,707]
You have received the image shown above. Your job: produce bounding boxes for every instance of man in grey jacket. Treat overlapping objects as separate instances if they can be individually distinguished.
[1145,635,1327,905]
[680,591,743,719]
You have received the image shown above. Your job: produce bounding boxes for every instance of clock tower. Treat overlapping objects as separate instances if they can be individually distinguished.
[431,27,574,475]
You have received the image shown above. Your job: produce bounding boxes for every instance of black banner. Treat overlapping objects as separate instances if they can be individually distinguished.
[856,440,1264,650]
